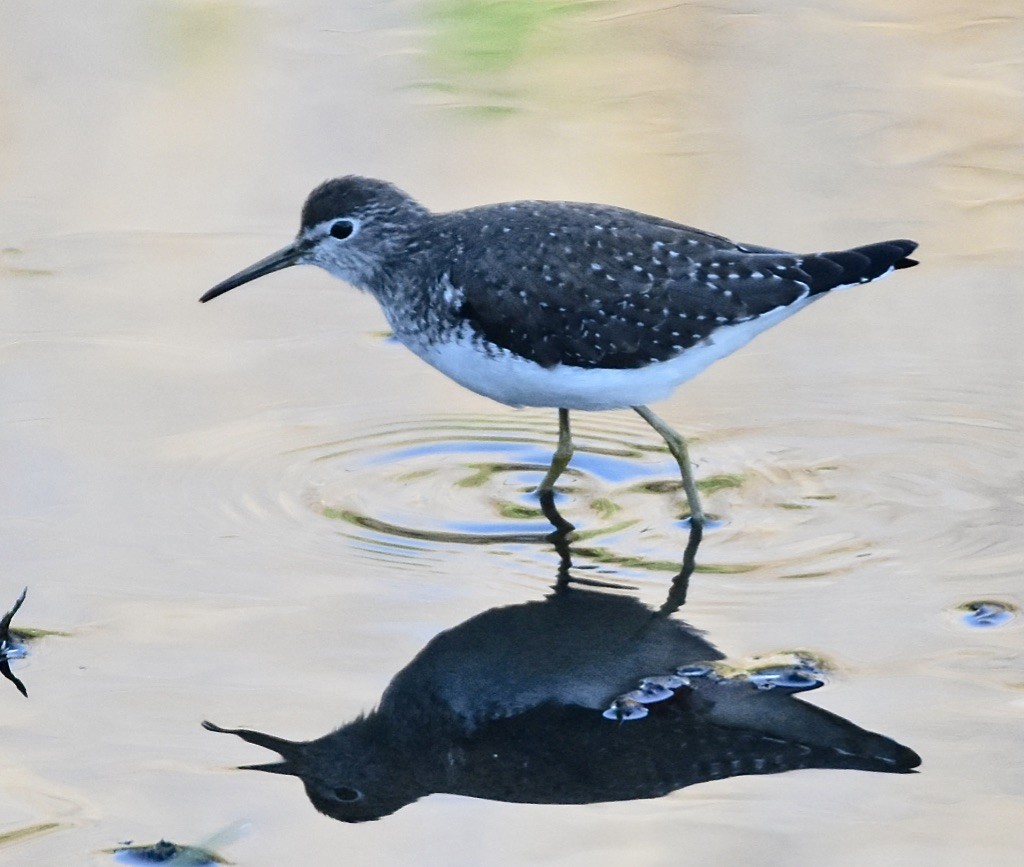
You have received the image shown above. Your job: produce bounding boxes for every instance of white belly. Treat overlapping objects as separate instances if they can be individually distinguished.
[413,295,821,411]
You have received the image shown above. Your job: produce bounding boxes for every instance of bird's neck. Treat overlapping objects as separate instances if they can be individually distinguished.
[362,236,459,348]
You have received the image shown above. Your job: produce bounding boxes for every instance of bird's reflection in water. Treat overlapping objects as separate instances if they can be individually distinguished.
[204,522,919,822]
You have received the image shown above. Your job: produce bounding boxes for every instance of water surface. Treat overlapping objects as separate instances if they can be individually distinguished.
[1,2,1022,864]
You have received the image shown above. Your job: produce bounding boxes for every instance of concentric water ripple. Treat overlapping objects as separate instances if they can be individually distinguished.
[291,413,681,571]
[170,386,1024,593]
[268,411,887,581]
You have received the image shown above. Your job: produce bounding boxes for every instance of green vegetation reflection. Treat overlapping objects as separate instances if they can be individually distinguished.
[429,0,585,73]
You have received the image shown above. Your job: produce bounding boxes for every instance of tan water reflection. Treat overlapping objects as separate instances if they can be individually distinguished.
[1,1,1022,865]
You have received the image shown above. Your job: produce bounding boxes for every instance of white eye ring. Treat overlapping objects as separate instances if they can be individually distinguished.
[329,219,357,240]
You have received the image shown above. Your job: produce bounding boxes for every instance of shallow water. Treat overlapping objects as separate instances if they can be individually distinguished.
[1,1,1022,864]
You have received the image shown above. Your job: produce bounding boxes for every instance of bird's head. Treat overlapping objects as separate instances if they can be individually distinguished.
[200,176,428,302]
[202,717,425,822]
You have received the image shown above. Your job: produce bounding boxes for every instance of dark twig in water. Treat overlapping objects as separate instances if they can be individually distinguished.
[0,587,29,697]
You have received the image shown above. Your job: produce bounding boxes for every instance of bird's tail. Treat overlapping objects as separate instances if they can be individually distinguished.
[800,239,918,295]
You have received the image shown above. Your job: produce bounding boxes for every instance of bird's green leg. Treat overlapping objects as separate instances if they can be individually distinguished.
[536,408,576,533]
[537,408,574,495]
[634,405,705,529]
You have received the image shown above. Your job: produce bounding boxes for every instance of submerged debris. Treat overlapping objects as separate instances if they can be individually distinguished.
[0,588,29,697]
[110,839,230,865]
[107,822,247,864]
[745,655,826,692]
[602,696,648,722]
[957,600,1016,629]
[603,654,828,721]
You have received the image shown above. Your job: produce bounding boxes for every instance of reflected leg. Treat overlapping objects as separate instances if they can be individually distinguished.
[659,520,704,615]
[539,489,575,534]
[633,405,705,529]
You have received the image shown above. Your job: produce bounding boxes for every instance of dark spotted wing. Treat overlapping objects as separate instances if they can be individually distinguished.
[442,202,916,370]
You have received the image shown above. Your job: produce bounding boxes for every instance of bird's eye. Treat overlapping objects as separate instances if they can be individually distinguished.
[330,220,355,240]
[330,786,363,802]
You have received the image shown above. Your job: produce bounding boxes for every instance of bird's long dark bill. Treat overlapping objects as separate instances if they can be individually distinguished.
[200,243,302,303]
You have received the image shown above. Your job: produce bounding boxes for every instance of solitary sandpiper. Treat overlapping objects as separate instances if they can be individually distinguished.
[201,176,918,528]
